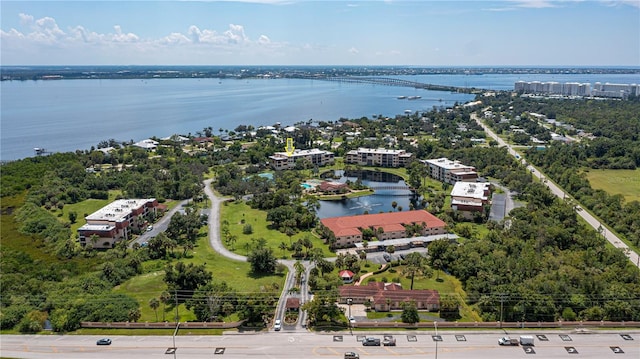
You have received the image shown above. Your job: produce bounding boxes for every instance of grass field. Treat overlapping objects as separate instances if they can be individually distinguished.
[114,231,286,322]
[585,168,640,203]
[220,200,333,258]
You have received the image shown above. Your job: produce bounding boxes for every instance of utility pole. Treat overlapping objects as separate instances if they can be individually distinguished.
[174,289,179,322]
[499,293,507,329]
[347,298,353,332]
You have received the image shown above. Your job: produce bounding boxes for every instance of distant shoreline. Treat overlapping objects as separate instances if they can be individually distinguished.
[2,65,639,82]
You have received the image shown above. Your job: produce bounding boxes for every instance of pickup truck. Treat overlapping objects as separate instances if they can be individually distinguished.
[498,337,519,346]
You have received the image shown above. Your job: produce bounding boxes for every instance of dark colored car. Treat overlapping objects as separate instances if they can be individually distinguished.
[362,337,381,346]
[96,338,112,345]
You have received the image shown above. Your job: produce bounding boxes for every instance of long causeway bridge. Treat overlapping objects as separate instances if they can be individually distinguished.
[303,76,476,93]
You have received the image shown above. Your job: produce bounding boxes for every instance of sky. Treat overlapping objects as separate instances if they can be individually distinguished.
[1,0,639,66]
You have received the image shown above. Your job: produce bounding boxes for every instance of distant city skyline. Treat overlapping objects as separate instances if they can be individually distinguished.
[1,0,639,66]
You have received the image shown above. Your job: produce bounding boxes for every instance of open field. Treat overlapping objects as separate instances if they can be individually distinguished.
[113,231,286,322]
[220,200,333,258]
[585,168,640,203]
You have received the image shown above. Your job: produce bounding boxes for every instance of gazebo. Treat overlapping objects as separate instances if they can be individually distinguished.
[339,270,355,283]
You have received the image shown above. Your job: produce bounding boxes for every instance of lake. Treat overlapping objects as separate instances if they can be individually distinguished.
[316,170,425,219]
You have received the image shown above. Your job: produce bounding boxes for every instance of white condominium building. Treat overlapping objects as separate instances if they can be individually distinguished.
[78,198,159,249]
[269,148,335,170]
[422,158,478,185]
[345,148,413,168]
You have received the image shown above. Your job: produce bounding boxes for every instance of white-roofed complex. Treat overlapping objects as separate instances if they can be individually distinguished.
[78,198,159,249]
[450,182,491,219]
[269,148,334,170]
[345,148,413,168]
[422,158,478,184]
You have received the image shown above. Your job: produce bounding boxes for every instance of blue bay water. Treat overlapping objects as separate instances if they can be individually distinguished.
[2,73,638,161]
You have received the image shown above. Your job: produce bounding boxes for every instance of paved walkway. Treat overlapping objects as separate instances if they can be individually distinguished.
[202,179,313,332]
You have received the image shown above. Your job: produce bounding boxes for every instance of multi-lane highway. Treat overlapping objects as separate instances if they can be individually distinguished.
[2,331,638,359]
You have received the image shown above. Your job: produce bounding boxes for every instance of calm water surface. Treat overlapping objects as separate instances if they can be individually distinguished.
[316,170,424,219]
[2,73,638,160]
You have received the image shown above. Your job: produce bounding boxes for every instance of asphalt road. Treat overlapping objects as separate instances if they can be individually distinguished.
[472,113,640,269]
[2,331,638,359]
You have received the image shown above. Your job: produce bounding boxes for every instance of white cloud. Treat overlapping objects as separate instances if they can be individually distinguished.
[258,35,271,45]
[112,25,139,43]
[600,0,640,8]
[509,0,560,8]
[1,13,296,64]
[348,47,359,54]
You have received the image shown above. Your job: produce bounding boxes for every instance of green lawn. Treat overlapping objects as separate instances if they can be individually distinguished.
[585,168,640,203]
[114,232,286,322]
[220,200,334,258]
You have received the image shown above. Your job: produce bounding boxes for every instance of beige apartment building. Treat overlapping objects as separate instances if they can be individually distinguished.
[78,198,158,249]
[269,148,335,170]
[345,148,413,168]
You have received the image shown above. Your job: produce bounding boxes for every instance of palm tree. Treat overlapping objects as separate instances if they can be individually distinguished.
[403,252,429,290]
[294,261,305,285]
[279,241,288,258]
[160,291,171,321]
[149,297,160,321]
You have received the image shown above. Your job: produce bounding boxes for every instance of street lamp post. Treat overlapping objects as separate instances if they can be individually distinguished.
[347,298,353,330]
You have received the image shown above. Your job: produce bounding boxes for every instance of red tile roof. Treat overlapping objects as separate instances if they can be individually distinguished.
[339,270,355,278]
[321,210,445,237]
[339,282,439,306]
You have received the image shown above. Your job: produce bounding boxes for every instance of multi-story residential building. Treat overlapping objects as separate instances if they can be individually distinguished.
[450,182,491,219]
[592,82,640,99]
[78,198,159,249]
[422,158,478,185]
[269,148,334,170]
[320,210,447,248]
[344,148,413,168]
[515,81,639,99]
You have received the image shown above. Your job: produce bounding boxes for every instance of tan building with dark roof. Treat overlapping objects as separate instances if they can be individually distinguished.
[339,282,440,312]
[320,210,447,248]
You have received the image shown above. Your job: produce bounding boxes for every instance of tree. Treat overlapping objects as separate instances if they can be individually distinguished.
[402,252,430,290]
[401,302,420,324]
[301,290,341,326]
[160,291,171,321]
[186,282,235,322]
[164,262,212,302]
[294,260,305,285]
[149,297,160,322]
[279,241,288,258]
[68,211,77,224]
[247,245,277,274]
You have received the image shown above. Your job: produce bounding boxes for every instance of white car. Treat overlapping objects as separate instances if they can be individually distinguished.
[274,319,282,331]
[348,316,356,324]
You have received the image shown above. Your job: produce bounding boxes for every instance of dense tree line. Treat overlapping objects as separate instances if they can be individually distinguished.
[428,190,640,322]
[478,95,640,247]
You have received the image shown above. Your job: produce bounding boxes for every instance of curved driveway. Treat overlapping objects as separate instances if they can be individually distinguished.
[202,179,310,330]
